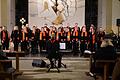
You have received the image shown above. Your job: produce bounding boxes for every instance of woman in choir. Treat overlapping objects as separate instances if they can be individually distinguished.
[80,25,88,56]
[39,27,46,53]
[88,24,96,52]
[11,26,20,51]
[56,27,63,42]
[21,26,29,52]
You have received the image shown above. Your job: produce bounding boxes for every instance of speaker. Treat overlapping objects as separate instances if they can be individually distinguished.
[117,19,120,26]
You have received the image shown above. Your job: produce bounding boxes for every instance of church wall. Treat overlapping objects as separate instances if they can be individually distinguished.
[112,0,120,35]
[29,0,85,29]
[1,0,8,27]
[98,0,106,31]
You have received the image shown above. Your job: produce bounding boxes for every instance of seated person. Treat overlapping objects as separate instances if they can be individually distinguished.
[95,39,116,60]
[90,39,117,76]
[46,37,62,68]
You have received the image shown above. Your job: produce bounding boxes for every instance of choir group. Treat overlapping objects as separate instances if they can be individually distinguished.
[0,23,106,56]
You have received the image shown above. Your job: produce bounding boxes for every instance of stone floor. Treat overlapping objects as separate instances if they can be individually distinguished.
[10,57,95,80]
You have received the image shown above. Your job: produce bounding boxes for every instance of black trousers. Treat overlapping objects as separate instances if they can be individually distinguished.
[39,40,46,52]
[2,41,9,50]
[66,41,72,50]
[88,43,96,52]
[73,41,79,55]
[31,40,38,54]
[80,42,87,56]
[13,41,19,51]
[21,41,28,52]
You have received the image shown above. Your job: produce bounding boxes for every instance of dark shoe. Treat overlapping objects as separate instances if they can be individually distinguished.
[58,65,61,68]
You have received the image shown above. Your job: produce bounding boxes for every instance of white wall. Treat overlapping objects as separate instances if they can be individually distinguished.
[98,0,120,34]
[29,0,85,29]
[112,0,120,34]
[98,0,106,30]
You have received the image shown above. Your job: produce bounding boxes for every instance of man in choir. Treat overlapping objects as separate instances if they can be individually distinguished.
[88,24,96,52]
[35,26,40,53]
[80,25,88,56]
[49,25,56,40]
[64,27,71,49]
[39,27,46,53]
[1,26,10,50]
[25,24,32,40]
[11,26,20,51]
[97,27,105,49]
[72,23,80,56]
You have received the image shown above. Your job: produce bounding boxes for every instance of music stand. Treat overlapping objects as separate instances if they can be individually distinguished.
[59,42,67,68]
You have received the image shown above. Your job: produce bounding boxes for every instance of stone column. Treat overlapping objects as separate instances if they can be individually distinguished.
[7,0,15,33]
[106,0,112,33]
[1,0,8,27]
[98,0,112,33]
[97,0,102,28]
[112,0,120,34]
[1,0,15,33]
[98,0,106,31]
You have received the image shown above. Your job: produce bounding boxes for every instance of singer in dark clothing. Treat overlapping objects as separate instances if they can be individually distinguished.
[1,26,10,50]
[11,26,20,51]
[46,38,62,68]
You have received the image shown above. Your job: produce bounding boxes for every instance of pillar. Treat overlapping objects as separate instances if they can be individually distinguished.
[1,0,15,33]
[8,0,15,33]
[112,0,120,34]
[1,0,8,27]
[106,0,112,33]
[98,0,112,33]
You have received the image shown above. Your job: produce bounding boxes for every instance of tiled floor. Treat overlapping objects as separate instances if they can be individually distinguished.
[10,57,95,80]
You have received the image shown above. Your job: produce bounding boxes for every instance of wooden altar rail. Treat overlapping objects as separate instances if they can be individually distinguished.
[3,50,26,73]
[0,60,15,80]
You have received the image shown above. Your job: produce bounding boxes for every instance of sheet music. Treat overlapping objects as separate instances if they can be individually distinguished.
[59,43,66,49]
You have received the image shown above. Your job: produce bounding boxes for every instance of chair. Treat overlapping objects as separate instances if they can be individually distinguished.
[47,58,60,73]
[47,53,67,73]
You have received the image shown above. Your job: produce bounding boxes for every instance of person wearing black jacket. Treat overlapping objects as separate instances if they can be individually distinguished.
[1,26,10,50]
[90,39,117,76]
[46,37,61,68]
[95,39,116,60]
[11,26,20,51]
